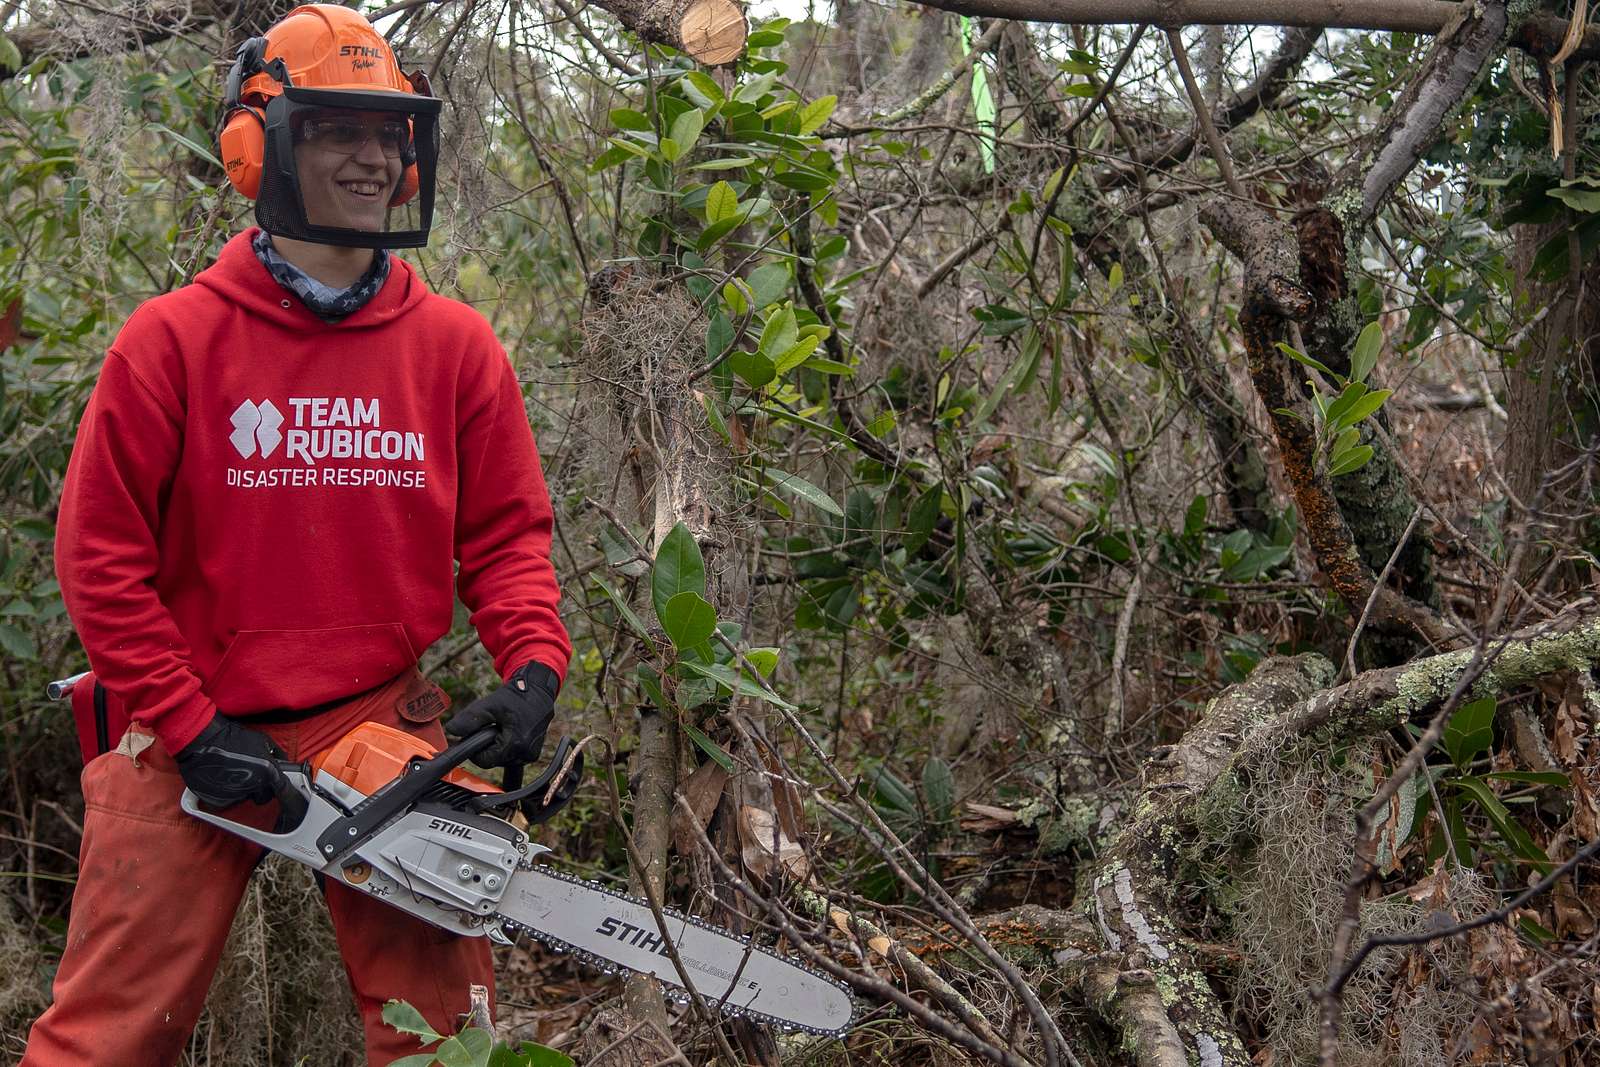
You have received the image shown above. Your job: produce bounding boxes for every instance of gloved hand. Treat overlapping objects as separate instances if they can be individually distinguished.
[176,715,289,808]
[445,662,559,768]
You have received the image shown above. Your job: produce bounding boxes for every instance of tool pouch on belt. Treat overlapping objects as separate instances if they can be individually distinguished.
[69,673,132,766]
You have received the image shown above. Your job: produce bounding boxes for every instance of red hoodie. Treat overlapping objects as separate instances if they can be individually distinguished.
[56,230,571,754]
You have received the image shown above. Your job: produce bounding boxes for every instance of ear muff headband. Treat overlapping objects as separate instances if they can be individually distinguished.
[217,37,422,207]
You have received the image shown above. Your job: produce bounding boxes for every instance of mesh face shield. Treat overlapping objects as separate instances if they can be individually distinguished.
[256,85,442,250]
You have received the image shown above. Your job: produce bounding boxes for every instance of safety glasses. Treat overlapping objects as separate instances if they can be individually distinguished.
[295,113,411,158]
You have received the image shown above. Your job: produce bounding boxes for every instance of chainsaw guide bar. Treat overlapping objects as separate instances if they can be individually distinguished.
[179,721,859,1038]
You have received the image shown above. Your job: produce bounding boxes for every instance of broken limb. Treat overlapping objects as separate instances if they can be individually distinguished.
[584,0,747,65]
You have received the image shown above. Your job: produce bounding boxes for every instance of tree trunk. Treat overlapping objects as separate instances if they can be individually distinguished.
[1501,222,1600,584]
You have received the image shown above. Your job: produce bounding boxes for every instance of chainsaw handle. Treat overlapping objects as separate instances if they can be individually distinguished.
[468,736,584,823]
[272,763,310,833]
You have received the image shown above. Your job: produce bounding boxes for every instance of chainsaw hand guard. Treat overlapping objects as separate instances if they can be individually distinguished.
[468,736,583,824]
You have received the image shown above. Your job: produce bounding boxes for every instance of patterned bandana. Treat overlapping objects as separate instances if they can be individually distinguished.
[252,230,390,323]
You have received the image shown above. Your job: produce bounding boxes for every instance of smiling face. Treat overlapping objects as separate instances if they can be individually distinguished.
[292,109,406,232]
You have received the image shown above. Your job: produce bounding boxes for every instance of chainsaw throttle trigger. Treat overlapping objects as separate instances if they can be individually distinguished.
[467,736,583,824]
[272,760,311,833]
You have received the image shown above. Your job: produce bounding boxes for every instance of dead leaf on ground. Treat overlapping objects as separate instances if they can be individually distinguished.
[671,760,729,857]
[961,802,1020,833]
[738,804,808,880]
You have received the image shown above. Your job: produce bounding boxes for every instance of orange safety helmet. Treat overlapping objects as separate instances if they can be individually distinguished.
[218,4,442,248]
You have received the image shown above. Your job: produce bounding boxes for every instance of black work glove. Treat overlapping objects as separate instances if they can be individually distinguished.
[445,662,559,768]
[176,715,289,808]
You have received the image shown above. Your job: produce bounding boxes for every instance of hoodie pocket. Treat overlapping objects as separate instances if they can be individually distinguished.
[206,623,418,712]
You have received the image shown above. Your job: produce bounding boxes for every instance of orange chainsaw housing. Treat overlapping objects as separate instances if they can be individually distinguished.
[311,721,500,798]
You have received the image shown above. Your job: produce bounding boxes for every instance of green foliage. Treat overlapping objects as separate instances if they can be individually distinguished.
[383,1000,572,1067]
[1277,320,1392,477]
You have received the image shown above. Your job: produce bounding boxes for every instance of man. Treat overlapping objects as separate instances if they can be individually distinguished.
[21,6,571,1064]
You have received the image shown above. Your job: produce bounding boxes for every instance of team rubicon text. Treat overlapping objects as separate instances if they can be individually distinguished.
[227,397,428,489]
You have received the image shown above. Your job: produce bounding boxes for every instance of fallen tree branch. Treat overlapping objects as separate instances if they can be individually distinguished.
[584,0,747,65]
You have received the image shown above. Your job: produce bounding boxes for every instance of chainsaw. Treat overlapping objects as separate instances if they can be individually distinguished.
[178,721,857,1036]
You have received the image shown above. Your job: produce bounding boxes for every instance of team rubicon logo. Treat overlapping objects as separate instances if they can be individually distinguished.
[226,396,428,489]
[230,400,284,458]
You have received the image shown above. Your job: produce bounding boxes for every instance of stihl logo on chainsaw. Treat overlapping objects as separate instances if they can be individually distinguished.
[427,817,473,838]
[595,916,673,957]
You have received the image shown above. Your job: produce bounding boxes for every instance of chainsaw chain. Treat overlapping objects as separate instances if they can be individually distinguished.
[492,860,858,1038]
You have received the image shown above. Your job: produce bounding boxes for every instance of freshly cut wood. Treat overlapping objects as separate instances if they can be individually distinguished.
[588,0,748,64]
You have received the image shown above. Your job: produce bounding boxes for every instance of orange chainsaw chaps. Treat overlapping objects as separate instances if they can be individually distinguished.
[311,721,502,797]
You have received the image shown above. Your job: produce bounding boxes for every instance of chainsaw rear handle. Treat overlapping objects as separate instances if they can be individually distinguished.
[180,731,499,863]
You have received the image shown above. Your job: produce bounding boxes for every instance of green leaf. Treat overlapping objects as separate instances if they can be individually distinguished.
[923,757,954,825]
[1443,697,1496,769]
[2,598,36,617]
[705,180,738,225]
[436,1027,494,1067]
[609,108,651,131]
[1449,776,1552,873]
[589,145,634,172]
[728,349,776,388]
[592,576,657,653]
[0,34,22,73]
[971,328,1042,424]
[605,136,654,160]
[1484,770,1570,786]
[871,767,917,815]
[905,485,942,554]
[13,518,52,541]
[383,1000,445,1044]
[651,523,707,619]
[1323,382,1368,428]
[660,591,718,649]
[153,124,222,168]
[1348,320,1384,383]
[1547,180,1600,213]
[1275,341,1335,378]
[658,137,683,163]
[688,156,757,170]
[517,1042,576,1067]
[705,309,734,363]
[743,647,779,675]
[1328,445,1374,477]
[1184,494,1208,538]
[1332,389,1391,432]
[636,664,671,709]
[757,307,798,360]
[773,335,821,375]
[668,109,705,157]
[684,722,736,772]
[744,263,790,308]
[1332,426,1362,457]
[389,1057,438,1067]
[681,70,725,107]
[0,623,36,661]
[1106,261,1123,291]
[797,94,838,135]
[766,469,844,516]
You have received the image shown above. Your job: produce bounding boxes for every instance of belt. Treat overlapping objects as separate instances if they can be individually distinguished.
[221,672,401,726]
